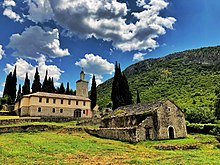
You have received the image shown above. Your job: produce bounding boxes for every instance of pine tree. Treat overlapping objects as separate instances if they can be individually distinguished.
[11,66,17,102]
[22,73,30,95]
[16,84,22,101]
[66,82,70,95]
[89,75,97,110]
[32,67,41,93]
[58,83,65,94]
[136,89,141,104]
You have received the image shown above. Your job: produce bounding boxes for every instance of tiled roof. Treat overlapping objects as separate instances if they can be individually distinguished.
[115,100,167,115]
[23,92,90,101]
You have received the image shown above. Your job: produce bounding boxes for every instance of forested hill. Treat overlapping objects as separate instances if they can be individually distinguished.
[97,46,220,114]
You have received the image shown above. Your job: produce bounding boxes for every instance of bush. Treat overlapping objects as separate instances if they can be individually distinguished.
[186,107,216,124]
[187,123,220,135]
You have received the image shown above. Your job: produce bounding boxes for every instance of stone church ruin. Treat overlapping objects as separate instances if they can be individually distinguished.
[86,100,187,142]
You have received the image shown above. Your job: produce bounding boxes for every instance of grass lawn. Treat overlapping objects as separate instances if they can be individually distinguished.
[0,131,219,165]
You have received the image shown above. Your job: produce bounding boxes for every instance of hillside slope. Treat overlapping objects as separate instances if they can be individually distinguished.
[97,46,220,112]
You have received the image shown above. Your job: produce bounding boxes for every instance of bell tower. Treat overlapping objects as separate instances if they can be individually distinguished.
[76,69,89,98]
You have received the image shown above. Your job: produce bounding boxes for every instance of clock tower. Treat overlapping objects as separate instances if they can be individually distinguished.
[76,69,89,98]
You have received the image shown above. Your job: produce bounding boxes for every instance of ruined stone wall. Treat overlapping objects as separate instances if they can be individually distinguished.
[0,118,40,125]
[136,116,157,141]
[101,113,150,128]
[86,128,137,142]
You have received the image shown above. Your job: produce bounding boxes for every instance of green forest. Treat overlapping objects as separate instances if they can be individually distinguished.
[97,46,220,123]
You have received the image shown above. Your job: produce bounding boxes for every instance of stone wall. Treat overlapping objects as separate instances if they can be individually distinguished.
[86,128,137,142]
[0,118,40,125]
[101,113,151,128]
[0,124,83,134]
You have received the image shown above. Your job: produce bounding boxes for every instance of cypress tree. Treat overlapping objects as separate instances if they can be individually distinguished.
[89,75,97,110]
[121,73,133,105]
[48,77,53,93]
[3,72,13,104]
[58,83,65,94]
[111,62,124,110]
[66,82,70,95]
[136,89,141,104]
[11,66,17,102]
[111,62,133,110]
[16,84,22,101]
[42,70,48,92]
[51,78,56,93]
[22,73,30,95]
[32,67,41,93]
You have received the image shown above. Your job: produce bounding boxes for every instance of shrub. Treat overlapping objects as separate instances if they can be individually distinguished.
[186,107,216,124]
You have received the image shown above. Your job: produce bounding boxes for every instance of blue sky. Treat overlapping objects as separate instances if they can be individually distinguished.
[0,0,220,96]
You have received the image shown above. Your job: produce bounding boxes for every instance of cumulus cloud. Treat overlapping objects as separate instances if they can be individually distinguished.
[75,54,114,84]
[2,0,23,22]
[3,0,16,7]
[24,0,175,52]
[0,45,5,60]
[7,26,70,59]
[4,55,63,86]
[133,52,145,61]
[3,8,23,22]
[25,0,54,23]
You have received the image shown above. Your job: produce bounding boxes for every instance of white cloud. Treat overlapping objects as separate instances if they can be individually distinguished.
[3,8,23,22]
[3,0,16,7]
[4,55,63,86]
[133,52,145,61]
[24,0,175,52]
[75,54,114,85]
[7,26,70,59]
[25,0,54,23]
[0,45,5,60]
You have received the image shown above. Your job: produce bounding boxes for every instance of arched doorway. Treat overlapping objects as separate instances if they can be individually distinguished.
[74,109,82,118]
[168,126,175,139]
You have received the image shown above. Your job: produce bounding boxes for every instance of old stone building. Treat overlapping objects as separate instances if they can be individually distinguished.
[86,100,187,142]
[14,70,92,118]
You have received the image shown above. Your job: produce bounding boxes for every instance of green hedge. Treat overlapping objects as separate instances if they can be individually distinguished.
[187,123,220,135]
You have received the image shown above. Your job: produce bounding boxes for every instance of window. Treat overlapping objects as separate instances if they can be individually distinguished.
[167,107,171,111]
[53,99,56,104]
[38,107,41,112]
[68,100,71,105]
[83,101,86,106]
[39,97,42,103]
[83,110,85,114]
[61,99,63,104]
[76,101,78,105]
[86,109,88,116]
[52,108,56,113]
[60,109,63,113]
[46,98,49,103]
